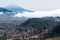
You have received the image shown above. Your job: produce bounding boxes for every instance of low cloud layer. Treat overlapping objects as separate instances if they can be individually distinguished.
[14,9,60,18]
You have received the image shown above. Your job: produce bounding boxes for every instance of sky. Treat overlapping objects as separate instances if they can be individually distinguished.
[0,0,60,11]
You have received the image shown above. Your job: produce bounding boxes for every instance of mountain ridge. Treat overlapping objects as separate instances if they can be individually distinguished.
[5,4,33,12]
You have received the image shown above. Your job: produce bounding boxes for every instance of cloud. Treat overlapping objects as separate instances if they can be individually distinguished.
[14,9,60,18]
[0,12,3,15]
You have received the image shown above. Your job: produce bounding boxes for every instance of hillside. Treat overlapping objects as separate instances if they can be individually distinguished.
[0,17,60,38]
[15,18,54,35]
[17,17,60,38]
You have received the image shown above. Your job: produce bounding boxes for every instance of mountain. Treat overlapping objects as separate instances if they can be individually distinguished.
[1,4,33,17]
[0,7,12,16]
[15,17,60,38]
[20,18,54,28]
[0,7,11,12]
[5,4,33,13]
[15,17,55,34]
[0,5,32,24]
